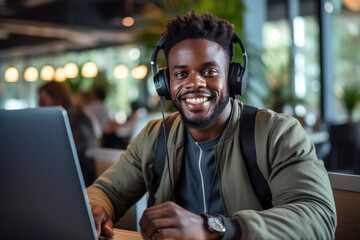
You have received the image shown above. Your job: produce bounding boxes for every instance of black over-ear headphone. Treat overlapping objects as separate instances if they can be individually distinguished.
[150,34,248,100]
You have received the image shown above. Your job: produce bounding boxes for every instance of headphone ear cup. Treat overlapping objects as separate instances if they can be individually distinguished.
[228,62,247,97]
[154,67,171,100]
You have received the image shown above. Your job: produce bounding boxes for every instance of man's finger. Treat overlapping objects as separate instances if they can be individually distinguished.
[91,205,110,237]
[92,212,104,237]
[101,219,114,238]
[140,229,151,240]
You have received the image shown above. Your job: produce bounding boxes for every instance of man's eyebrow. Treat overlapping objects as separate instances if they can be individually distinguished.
[201,61,218,67]
[172,61,218,71]
[172,64,187,71]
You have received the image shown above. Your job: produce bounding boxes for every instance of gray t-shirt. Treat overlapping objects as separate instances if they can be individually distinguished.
[175,130,224,215]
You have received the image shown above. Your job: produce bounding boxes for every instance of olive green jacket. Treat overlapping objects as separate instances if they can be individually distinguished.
[87,100,337,239]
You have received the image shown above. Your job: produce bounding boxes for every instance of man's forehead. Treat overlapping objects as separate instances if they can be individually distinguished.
[168,38,225,53]
[168,39,228,64]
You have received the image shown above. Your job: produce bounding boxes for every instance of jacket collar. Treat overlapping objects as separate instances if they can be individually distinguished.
[225,98,242,141]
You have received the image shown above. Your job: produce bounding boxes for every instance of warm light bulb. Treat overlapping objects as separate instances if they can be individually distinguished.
[343,0,360,11]
[131,65,148,79]
[40,65,55,81]
[113,64,128,79]
[122,17,135,27]
[55,67,66,82]
[4,67,19,82]
[64,62,78,78]
[24,67,38,82]
[81,62,98,78]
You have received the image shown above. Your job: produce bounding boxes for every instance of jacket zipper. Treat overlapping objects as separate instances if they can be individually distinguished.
[195,142,207,213]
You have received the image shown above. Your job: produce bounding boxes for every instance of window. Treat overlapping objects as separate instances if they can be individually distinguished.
[263,0,321,132]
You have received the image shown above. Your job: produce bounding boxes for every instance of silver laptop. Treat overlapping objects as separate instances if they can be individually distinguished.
[0,107,99,239]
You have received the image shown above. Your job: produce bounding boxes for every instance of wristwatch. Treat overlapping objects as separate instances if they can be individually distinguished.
[200,213,226,234]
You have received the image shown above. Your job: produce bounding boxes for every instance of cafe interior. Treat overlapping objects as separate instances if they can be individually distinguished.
[0,0,359,238]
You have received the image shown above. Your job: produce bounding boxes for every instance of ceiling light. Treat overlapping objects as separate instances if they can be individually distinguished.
[4,67,19,82]
[131,65,148,79]
[122,17,134,27]
[55,67,66,82]
[343,0,360,11]
[81,62,98,78]
[268,28,280,41]
[64,62,78,78]
[129,48,140,60]
[113,64,128,79]
[24,67,38,82]
[40,65,55,81]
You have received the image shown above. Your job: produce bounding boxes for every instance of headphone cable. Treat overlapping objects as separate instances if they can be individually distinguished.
[160,96,175,202]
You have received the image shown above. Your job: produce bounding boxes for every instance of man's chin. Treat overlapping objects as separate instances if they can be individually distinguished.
[178,113,214,129]
[171,98,227,129]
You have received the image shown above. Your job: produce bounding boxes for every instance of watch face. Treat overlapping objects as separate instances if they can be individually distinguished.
[208,217,226,233]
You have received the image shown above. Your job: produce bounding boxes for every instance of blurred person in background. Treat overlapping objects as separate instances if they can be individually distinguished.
[86,87,111,133]
[38,81,98,187]
[113,101,141,144]
[77,91,103,141]
[85,87,120,148]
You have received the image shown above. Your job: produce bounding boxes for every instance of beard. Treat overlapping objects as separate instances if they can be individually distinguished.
[171,90,230,129]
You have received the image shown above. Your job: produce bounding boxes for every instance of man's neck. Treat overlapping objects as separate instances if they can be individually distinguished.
[188,101,232,142]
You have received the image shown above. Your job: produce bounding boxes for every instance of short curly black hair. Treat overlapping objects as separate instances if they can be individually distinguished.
[161,10,235,62]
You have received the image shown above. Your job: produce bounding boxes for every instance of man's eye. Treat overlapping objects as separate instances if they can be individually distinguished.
[175,72,188,78]
[202,69,218,76]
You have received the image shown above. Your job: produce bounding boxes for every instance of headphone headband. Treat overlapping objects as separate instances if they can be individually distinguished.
[151,38,165,76]
[232,34,247,75]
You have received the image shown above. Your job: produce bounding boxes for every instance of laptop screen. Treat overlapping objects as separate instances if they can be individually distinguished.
[0,107,98,239]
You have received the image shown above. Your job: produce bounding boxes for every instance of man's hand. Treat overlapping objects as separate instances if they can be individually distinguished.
[139,201,220,240]
[91,204,114,238]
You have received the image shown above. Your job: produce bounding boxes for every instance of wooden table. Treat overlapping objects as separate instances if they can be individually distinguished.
[328,172,360,239]
[113,228,142,240]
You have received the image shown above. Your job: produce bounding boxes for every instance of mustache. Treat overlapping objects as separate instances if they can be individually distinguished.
[177,89,215,100]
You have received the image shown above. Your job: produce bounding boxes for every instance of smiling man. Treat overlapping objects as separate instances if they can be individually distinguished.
[169,38,232,140]
[87,11,336,240]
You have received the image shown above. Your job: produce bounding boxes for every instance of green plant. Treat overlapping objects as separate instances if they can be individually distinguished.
[263,56,305,114]
[343,84,360,123]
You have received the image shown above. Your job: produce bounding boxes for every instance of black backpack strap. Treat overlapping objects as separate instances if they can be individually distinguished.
[147,116,176,207]
[240,105,273,210]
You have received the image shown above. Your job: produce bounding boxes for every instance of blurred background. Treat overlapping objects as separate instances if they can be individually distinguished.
[0,0,359,175]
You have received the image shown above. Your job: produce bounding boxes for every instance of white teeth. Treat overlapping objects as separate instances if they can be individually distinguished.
[185,97,208,104]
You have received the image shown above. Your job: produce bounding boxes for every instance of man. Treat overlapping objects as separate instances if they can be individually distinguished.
[87,11,336,239]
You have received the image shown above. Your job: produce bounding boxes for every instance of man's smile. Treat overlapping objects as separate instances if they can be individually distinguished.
[185,97,209,104]
[180,92,214,111]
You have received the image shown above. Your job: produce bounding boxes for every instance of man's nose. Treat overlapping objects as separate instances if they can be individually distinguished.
[184,72,206,89]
